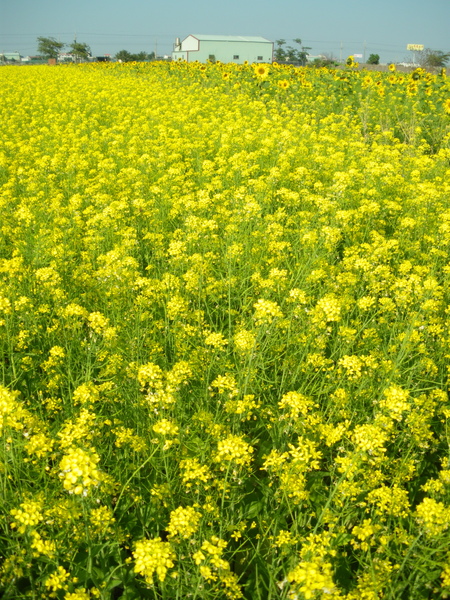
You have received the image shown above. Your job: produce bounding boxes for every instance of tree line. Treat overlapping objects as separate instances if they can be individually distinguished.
[37,37,91,61]
[36,36,449,68]
[367,49,449,67]
[36,37,155,62]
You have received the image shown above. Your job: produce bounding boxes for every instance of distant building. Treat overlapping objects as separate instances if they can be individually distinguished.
[0,52,22,63]
[58,53,76,63]
[306,55,326,62]
[172,35,273,64]
[22,56,46,64]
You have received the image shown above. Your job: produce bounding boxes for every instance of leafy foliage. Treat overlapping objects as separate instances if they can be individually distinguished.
[36,36,65,59]
[114,50,155,62]
[367,53,380,65]
[69,42,91,61]
[274,38,310,65]
[418,48,450,68]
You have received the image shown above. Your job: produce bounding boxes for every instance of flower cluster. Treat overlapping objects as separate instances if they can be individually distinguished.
[167,506,202,539]
[59,447,102,496]
[133,538,176,584]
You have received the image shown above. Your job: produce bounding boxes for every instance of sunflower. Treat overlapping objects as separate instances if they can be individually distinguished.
[444,98,450,114]
[277,79,290,90]
[222,72,230,80]
[254,64,270,79]
[407,82,418,96]
[411,67,425,81]
[389,63,396,72]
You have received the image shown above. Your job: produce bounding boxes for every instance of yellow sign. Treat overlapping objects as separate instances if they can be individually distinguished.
[407,44,424,51]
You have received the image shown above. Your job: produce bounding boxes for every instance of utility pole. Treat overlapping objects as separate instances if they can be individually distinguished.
[363,40,366,63]
[340,41,343,62]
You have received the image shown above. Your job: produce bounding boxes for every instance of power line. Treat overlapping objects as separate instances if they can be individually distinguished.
[1,32,435,60]
[0,32,175,37]
[0,32,422,49]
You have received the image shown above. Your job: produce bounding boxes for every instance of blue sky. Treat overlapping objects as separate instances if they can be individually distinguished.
[1,0,449,63]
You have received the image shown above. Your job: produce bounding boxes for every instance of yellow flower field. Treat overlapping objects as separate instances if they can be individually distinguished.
[0,60,450,599]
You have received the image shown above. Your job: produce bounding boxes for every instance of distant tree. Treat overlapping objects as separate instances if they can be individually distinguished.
[69,41,91,62]
[115,49,152,62]
[292,38,311,66]
[285,45,298,62]
[418,48,450,69]
[115,50,133,62]
[274,38,310,65]
[37,36,65,60]
[322,52,338,64]
[274,40,286,62]
[310,54,338,68]
[367,53,380,65]
[133,51,150,61]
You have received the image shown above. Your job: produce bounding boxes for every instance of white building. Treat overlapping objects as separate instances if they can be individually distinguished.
[172,35,273,64]
[0,52,22,63]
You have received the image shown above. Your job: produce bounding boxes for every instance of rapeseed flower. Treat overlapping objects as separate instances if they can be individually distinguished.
[10,500,43,533]
[59,447,102,495]
[214,435,254,468]
[133,538,176,584]
[167,505,202,539]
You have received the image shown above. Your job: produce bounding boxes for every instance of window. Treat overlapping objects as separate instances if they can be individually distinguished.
[233,55,239,60]
[257,56,263,61]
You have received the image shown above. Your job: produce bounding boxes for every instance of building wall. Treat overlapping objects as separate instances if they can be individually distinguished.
[172,51,189,62]
[173,37,273,64]
[180,36,200,52]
